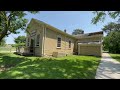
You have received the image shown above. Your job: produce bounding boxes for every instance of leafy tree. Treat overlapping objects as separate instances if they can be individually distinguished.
[14,36,26,47]
[103,22,120,53]
[0,38,6,46]
[92,11,120,24]
[72,29,84,35]
[0,11,39,42]
[107,31,120,53]
[14,36,26,44]
[11,44,16,47]
[12,43,25,47]
[102,22,120,34]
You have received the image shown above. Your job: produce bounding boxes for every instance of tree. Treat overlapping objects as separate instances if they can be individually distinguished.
[14,36,26,47]
[103,36,111,51]
[0,38,6,46]
[107,31,120,53]
[72,29,84,35]
[13,36,26,53]
[0,11,39,42]
[14,36,26,44]
[92,11,120,24]
[102,22,120,34]
[103,22,120,53]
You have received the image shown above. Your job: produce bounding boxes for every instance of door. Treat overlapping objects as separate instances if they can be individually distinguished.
[30,39,34,54]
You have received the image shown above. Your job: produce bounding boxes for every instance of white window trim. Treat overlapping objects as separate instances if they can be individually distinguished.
[27,37,30,47]
[57,35,62,48]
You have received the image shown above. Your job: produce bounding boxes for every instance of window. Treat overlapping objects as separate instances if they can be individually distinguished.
[69,40,71,48]
[57,37,61,48]
[36,34,40,46]
[31,30,36,37]
[27,38,30,46]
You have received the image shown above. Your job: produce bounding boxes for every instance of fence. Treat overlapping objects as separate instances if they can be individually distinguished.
[0,47,16,52]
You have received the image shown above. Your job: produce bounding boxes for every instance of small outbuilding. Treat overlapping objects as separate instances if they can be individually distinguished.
[75,31,103,57]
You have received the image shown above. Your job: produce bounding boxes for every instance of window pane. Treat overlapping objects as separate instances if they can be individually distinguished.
[69,40,71,48]
[57,37,61,47]
[36,34,40,46]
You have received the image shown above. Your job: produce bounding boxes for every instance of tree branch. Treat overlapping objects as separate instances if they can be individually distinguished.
[0,11,9,41]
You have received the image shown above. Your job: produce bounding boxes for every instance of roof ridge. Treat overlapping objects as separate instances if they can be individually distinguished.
[32,18,76,39]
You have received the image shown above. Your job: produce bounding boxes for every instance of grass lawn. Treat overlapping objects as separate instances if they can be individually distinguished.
[0,47,16,52]
[0,52,101,79]
[110,53,120,62]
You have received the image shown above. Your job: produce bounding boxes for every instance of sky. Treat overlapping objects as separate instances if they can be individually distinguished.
[6,11,118,44]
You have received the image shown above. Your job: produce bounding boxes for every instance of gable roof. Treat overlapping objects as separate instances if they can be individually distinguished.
[31,18,76,39]
[27,18,103,40]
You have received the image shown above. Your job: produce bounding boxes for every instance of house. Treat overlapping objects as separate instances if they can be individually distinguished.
[23,18,103,57]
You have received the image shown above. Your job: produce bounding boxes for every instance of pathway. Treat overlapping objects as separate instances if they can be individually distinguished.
[95,53,120,79]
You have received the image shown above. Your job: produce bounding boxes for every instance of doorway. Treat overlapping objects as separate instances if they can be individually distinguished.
[30,39,34,54]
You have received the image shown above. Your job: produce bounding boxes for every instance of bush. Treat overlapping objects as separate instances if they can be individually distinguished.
[104,31,120,54]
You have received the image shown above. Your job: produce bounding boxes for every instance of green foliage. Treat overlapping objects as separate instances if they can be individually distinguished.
[0,53,100,79]
[11,44,16,47]
[102,22,120,34]
[103,22,120,53]
[92,11,120,24]
[104,31,120,53]
[102,22,116,34]
[0,11,39,42]
[13,35,26,47]
[12,43,25,47]
[103,36,109,51]
[72,29,84,35]
[14,36,26,44]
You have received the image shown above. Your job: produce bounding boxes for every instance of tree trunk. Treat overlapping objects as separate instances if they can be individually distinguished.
[0,11,9,42]
[0,28,8,42]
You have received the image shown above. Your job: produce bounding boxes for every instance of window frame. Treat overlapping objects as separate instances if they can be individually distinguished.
[57,36,62,48]
[68,40,72,48]
[27,37,30,47]
[35,34,40,47]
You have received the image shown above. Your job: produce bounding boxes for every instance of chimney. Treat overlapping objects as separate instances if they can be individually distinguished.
[64,29,66,33]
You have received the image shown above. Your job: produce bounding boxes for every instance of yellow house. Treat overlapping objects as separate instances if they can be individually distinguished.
[24,18,103,57]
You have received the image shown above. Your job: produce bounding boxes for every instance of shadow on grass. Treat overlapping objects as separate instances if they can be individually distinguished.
[0,53,28,69]
[0,53,100,79]
[112,56,120,61]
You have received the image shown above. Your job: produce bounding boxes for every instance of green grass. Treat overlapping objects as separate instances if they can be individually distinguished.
[0,47,16,52]
[0,52,101,79]
[110,53,120,62]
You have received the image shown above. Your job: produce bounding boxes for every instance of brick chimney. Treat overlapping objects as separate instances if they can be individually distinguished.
[64,29,66,33]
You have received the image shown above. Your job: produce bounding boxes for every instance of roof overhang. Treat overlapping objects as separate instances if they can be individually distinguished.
[76,35,103,39]
[32,18,76,39]
[78,43,102,46]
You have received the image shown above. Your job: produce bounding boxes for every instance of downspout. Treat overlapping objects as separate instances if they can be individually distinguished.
[42,25,44,56]
[43,25,46,56]
[65,35,66,54]
[42,25,46,56]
